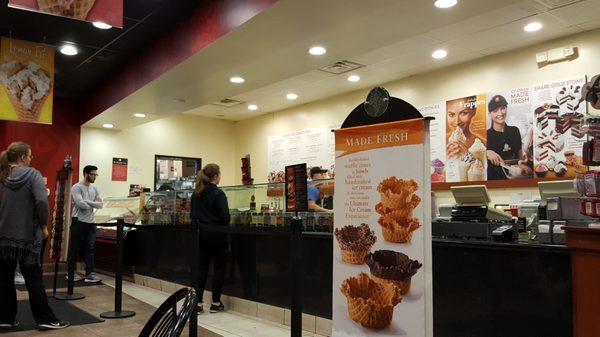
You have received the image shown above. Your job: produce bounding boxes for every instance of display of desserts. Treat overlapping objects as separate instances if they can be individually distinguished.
[340,272,402,329]
[365,250,422,295]
[0,60,52,122]
[334,224,377,264]
[535,164,549,178]
[37,0,96,20]
[376,177,421,243]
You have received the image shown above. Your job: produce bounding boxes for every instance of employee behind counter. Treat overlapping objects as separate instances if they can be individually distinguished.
[307,167,333,213]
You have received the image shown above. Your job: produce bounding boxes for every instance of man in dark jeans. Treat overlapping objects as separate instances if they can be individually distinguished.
[68,165,103,283]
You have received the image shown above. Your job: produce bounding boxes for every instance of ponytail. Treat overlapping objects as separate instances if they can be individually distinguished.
[0,142,31,185]
[195,163,220,195]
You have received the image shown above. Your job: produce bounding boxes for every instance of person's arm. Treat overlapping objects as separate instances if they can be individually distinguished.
[308,200,333,213]
[215,190,231,225]
[71,185,92,210]
[86,187,103,209]
[31,170,49,228]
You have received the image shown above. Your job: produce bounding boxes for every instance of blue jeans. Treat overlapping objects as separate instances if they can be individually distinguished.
[68,219,97,276]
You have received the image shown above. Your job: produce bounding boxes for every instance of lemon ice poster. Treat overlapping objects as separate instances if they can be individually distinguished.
[0,37,54,124]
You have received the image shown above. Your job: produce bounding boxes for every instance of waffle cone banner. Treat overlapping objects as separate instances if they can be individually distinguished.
[9,0,123,28]
[0,37,54,124]
[333,117,432,336]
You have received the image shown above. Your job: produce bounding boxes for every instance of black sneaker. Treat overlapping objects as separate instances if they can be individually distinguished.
[209,303,224,313]
[0,320,20,330]
[197,304,204,314]
[37,321,70,330]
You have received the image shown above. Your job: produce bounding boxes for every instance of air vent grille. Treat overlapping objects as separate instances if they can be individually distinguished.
[533,0,581,9]
[319,60,364,74]
[211,98,243,107]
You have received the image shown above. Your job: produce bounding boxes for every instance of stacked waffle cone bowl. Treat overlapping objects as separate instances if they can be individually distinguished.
[334,223,377,264]
[376,177,421,243]
[0,60,52,122]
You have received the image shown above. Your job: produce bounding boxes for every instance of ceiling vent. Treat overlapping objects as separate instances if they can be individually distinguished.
[533,0,581,9]
[319,60,364,74]
[211,98,244,107]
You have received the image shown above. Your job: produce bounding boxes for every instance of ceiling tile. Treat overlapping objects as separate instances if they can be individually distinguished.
[548,0,600,25]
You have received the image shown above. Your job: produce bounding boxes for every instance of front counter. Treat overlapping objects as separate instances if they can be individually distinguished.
[122,225,572,337]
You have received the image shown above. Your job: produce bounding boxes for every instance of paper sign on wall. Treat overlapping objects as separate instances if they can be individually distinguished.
[333,118,432,337]
[111,157,128,182]
[0,37,54,124]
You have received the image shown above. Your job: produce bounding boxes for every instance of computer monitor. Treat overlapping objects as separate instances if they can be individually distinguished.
[538,180,576,204]
[451,185,491,206]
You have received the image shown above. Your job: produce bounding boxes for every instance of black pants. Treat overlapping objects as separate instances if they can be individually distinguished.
[0,252,57,324]
[67,218,97,277]
[197,239,227,303]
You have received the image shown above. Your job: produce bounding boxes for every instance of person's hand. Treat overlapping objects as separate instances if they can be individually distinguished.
[446,141,467,158]
[42,226,49,239]
[487,150,504,166]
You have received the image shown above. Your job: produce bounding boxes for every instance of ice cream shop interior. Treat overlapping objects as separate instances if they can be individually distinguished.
[3,0,600,336]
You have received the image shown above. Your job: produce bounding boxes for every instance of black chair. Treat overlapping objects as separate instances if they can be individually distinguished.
[139,287,197,337]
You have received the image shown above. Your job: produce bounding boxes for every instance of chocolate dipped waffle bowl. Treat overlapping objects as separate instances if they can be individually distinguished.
[340,272,402,329]
[365,250,422,295]
[334,223,376,264]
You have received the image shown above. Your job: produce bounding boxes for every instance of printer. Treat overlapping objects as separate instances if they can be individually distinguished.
[449,185,513,222]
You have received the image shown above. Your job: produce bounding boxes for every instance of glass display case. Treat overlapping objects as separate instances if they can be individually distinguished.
[154,155,201,191]
[138,179,335,231]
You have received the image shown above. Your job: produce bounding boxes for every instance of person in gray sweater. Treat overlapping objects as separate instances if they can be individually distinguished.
[0,142,69,330]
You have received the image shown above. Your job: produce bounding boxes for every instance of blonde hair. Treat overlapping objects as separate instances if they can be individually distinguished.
[0,142,31,185]
[195,163,220,195]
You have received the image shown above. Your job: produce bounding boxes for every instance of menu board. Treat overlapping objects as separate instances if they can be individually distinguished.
[333,119,432,337]
[268,124,340,182]
[0,37,54,124]
[418,103,446,182]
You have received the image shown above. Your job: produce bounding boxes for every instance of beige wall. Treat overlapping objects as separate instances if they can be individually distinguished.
[80,114,236,198]
[234,29,600,205]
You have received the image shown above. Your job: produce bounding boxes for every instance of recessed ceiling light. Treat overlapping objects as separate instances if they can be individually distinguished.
[248,104,258,111]
[59,44,78,56]
[432,49,448,59]
[286,93,298,100]
[524,22,543,32]
[347,75,360,82]
[133,113,146,118]
[92,21,112,29]
[309,46,327,56]
[102,123,114,129]
[230,76,245,83]
[434,0,457,8]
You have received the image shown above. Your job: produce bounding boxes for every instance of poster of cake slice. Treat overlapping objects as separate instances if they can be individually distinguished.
[333,118,432,337]
[532,76,587,178]
[445,94,487,182]
[485,88,534,180]
[418,102,446,183]
[0,37,54,124]
[8,0,123,28]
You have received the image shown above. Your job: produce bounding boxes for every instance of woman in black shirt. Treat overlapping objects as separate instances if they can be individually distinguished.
[190,164,230,313]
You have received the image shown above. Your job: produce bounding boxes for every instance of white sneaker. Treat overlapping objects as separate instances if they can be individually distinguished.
[65,274,83,282]
[14,272,25,285]
[84,273,102,283]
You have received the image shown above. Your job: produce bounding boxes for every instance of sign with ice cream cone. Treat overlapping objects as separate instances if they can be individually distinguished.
[9,0,123,28]
[0,37,54,124]
[333,118,432,337]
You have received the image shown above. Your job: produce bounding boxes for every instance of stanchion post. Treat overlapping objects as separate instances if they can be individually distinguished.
[100,218,135,319]
[189,222,200,337]
[54,219,85,301]
[290,217,303,337]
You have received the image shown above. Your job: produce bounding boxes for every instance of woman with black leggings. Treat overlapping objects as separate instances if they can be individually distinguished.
[190,163,230,313]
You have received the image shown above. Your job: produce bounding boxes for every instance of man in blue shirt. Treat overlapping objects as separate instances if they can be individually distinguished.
[308,167,333,213]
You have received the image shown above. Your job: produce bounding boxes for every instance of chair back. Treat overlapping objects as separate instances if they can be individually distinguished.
[139,287,197,337]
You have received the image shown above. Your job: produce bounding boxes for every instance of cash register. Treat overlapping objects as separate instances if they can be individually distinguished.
[433,185,515,240]
[450,185,513,221]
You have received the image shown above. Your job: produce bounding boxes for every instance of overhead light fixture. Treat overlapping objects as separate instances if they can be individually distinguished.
[432,49,448,59]
[309,46,327,56]
[286,93,298,100]
[434,0,457,8]
[102,123,114,129]
[133,113,146,118]
[524,22,543,32]
[230,76,245,83]
[347,75,360,82]
[59,44,78,56]
[248,104,258,111]
[92,21,112,29]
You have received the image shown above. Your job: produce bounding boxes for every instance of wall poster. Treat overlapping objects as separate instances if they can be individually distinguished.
[0,37,54,124]
[9,0,124,28]
[333,118,432,337]
[418,102,446,182]
[111,157,128,182]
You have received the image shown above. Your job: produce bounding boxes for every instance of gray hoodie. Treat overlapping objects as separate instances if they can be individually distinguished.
[0,166,49,259]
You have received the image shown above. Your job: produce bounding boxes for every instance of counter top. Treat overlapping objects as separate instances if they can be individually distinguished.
[432,237,569,251]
